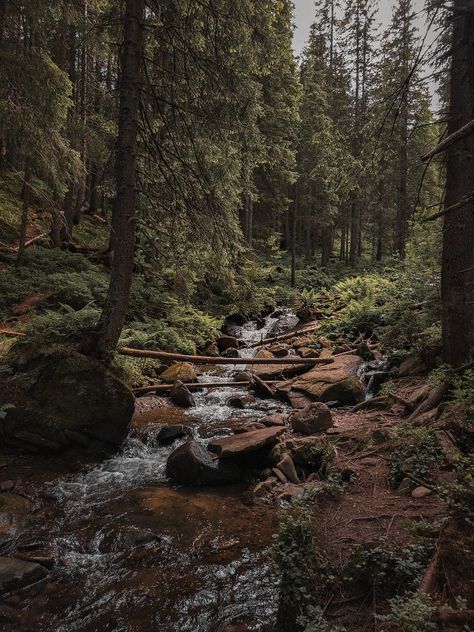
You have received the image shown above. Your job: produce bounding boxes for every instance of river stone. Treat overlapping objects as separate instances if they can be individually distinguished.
[290,402,333,435]
[216,335,239,352]
[208,426,285,459]
[221,347,240,358]
[166,441,240,486]
[170,381,195,408]
[0,557,49,596]
[289,355,365,405]
[226,394,256,409]
[298,347,319,359]
[1,350,134,455]
[285,436,334,469]
[267,344,290,357]
[160,362,197,384]
[260,413,288,427]
[156,425,192,445]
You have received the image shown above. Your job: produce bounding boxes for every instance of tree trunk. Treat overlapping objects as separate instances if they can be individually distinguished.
[95,0,145,360]
[16,160,32,266]
[441,1,474,366]
[291,187,297,288]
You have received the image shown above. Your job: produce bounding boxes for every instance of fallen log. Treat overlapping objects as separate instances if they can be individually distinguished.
[133,380,253,395]
[133,379,281,396]
[118,347,333,366]
[0,329,26,337]
[407,360,474,422]
[244,323,321,348]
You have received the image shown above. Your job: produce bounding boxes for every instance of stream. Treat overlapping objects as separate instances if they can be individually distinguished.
[10,313,293,632]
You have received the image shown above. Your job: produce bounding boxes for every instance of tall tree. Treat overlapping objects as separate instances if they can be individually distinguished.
[440,0,474,366]
[95,0,144,359]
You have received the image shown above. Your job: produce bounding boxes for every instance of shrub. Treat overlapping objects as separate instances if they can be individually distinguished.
[389,424,441,487]
[344,541,433,598]
[377,591,436,631]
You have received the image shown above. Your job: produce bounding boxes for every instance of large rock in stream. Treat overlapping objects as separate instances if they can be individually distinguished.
[0,557,49,596]
[0,349,135,456]
[208,426,285,459]
[166,441,241,486]
[285,355,365,405]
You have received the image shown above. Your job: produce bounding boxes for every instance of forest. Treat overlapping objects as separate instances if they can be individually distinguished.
[0,0,473,630]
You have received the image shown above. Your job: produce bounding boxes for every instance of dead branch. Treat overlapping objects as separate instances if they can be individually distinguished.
[424,191,474,222]
[421,118,474,162]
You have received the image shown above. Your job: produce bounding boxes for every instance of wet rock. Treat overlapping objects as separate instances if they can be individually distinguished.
[298,347,319,359]
[226,395,256,409]
[288,355,365,405]
[251,375,275,399]
[156,425,192,445]
[0,557,49,596]
[260,413,288,427]
[233,371,253,383]
[0,481,14,493]
[277,454,299,484]
[1,349,134,455]
[269,314,299,337]
[290,402,333,435]
[411,486,433,499]
[221,347,240,358]
[160,362,197,384]
[166,441,240,486]
[170,381,195,408]
[208,427,285,459]
[216,335,239,352]
[205,343,220,357]
[268,344,290,358]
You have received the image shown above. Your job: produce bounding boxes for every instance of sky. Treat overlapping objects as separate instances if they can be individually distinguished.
[293,0,427,56]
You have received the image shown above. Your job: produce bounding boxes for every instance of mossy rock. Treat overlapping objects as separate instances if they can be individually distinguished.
[1,349,134,456]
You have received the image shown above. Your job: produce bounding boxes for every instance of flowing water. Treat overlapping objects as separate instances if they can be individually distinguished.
[10,312,296,632]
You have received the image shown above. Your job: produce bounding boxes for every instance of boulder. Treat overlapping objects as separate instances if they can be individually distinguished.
[221,347,240,358]
[291,336,312,349]
[216,335,239,352]
[226,394,256,409]
[269,314,299,337]
[233,371,253,383]
[289,355,364,405]
[290,402,333,435]
[208,426,285,459]
[160,362,197,384]
[411,486,433,499]
[205,343,220,357]
[166,441,240,486]
[268,344,290,358]
[156,425,192,445]
[0,557,49,596]
[255,349,274,359]
[0,349,134,455]
[170,381,195,408]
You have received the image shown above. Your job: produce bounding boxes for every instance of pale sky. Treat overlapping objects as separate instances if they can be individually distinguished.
[293,0,428,56]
